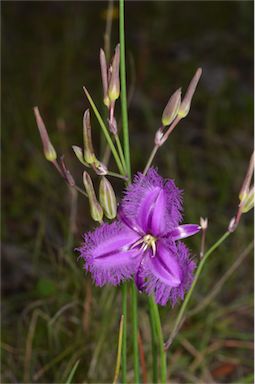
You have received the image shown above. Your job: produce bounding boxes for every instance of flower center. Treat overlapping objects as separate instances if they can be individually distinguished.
[128,233,157,257]
[141,234,157,256]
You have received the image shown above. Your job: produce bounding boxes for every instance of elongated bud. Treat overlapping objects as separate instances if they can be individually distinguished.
[100,48,110,107]
[60,156,75,186]
[108,44,120,102]
[239,151,254,201]
[161,88,181,126]
[72,145,88,166]
[83,171,103,223]
[178,68,202,118]
[99,177,117,219]
[240,187,254,213]
[83,109,96,164]
[34,106,57,162]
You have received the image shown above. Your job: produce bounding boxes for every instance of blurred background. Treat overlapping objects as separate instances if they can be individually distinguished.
[2,1,253,383]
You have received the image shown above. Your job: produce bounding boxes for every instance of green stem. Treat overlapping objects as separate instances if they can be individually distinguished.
[115,134,127,173]
[83,87,125,175]
[164,231,230,350]
[143,145,159,175]
[149,296,167,383]
[148,298,158,383]
[131,281,140,383]
[119,1,139,382]
[119,0,131,179]
[121,284,127,384]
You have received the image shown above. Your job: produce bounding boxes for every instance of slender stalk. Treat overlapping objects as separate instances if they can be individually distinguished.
[113,315,124,384]
[119,1,139,382]
[83,87,125,175]
[143,145,159,175]
[121,284,127,383]
[148,298,158,383]
[119,0,131,178]
[115,134,127,173]
[148,296,167,383]
[131,281,140,382]
[164,231,231,350]
[107,170,128,181]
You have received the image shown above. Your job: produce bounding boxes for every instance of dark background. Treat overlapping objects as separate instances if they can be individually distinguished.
[2,1,254,383]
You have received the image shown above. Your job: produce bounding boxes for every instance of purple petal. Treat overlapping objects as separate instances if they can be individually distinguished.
[121,168,183,236]
[139,240,196,306]
[78,221,141,286]
[169,224,201,241]
[148,241,182,287]
[134,263,146,292]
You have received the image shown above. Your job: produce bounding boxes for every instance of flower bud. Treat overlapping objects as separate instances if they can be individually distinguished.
[72,145,88,166]
[108,44,120,102]
[83,109,95,164]
[100,48,110,107]
[34,106,57,162]
[240,187,254,213]
[161,88,181,126]
[83,171,103,223]
[178,68,202,118]
[99,177,117,219]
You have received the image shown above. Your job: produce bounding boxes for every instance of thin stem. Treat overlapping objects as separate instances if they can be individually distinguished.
[149,296,167,383]
[121,284,127,383]
[113,315,124,384]
[73,185,88,197]
[143,145,159,175]
[148,298,158,383]
[164,231,231,350]
[115,134,127,173]
[107,170,128,181]
[131,281,140,383]
[119,2,139,383]
[119,0,131,179]
[83,87,125,175]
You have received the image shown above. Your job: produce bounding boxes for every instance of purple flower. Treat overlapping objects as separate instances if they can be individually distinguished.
[78,168,200,306]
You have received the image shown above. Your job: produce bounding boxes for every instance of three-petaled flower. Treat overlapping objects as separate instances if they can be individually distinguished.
[78,168,200,306]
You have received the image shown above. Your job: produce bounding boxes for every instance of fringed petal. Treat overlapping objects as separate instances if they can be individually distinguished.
[121,168,182,236]
[78,221,141,286]
[140,240,196,306]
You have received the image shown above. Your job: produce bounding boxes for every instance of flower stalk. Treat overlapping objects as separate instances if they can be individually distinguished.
[164,231,230,350]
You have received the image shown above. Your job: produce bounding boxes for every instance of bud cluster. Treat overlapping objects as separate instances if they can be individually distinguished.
[100,44,120,135]
[83,171,117,223]
[154,68,202,147]
[34,105,118,224]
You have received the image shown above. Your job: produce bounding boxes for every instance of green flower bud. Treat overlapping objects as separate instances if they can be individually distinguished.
[178,68,202,118]
[99,177,117,219]
[240,187,254,213]
[72,145,88,166]
[83,109,95,164]
[108,44,120,102]
[34,106,57,162]
[161,88,181,126]
[100,48,110,107]
[83,171,103,223]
